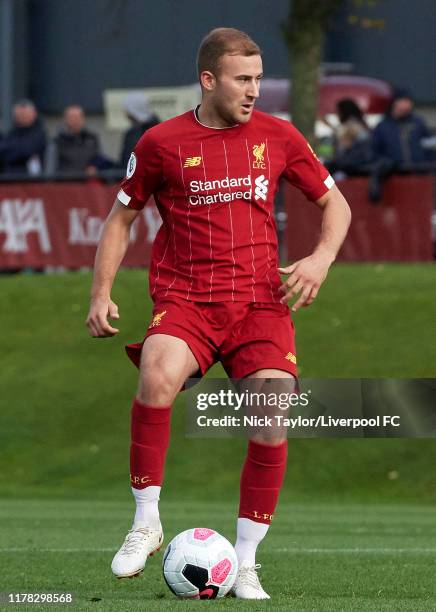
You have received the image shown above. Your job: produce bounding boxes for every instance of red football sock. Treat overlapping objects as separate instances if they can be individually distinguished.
[238,439,288,524]
[130,398,172,489]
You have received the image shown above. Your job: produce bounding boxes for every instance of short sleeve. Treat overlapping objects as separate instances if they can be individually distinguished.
[282,124,334,202]
[117,130,163,210]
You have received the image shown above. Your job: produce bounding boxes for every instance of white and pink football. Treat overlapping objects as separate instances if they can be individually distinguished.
[162,528,238,599]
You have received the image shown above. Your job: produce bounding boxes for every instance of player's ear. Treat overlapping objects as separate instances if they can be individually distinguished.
[200,70,216,92]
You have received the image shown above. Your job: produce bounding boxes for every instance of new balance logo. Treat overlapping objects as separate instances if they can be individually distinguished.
[254,174,269,201]
[184,156,202,167]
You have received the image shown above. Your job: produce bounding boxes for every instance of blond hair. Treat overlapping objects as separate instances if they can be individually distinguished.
[197,28,261,77]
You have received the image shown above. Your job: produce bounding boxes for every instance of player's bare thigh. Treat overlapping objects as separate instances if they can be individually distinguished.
[246,369,295,445]
[137,334,199,406]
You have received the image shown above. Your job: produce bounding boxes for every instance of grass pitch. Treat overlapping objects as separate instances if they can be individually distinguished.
[1,265,436,502]
[1,499,436,611]
[1,264,436,610]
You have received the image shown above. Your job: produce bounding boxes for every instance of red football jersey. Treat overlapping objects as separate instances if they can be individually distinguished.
[118,108,334,303]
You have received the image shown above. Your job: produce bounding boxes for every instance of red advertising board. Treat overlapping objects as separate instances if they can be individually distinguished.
[0,181,161,269]
[284,175,434,262]
[0,176,433,269]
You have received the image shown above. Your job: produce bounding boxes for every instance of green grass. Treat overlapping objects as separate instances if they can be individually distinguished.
[1,499,436,611]
[1,265,436,609]
[295,263,436,377]
[1,265,436,501]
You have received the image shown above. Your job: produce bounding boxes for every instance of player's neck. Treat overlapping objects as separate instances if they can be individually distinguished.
[196,103,239,129]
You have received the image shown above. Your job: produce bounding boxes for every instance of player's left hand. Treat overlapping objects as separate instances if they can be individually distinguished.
[278,250,334,312]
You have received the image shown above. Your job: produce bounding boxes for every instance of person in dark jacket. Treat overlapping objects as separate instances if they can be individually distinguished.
[372,90,432,165]
[120,93,160,169]
[369,89,434,201]
[0,100,46,175]
[54,105,101,174]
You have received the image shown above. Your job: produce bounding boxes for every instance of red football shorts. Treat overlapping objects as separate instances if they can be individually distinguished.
[125,297,297,379]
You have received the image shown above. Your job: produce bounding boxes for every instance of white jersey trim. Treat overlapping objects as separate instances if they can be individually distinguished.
[117,189,131,206]
[222,140,236,302]
[200,141,214,302]
[165,203,178,296]
[324,175,335,189]
[154,199,174,296]
[178,145,194,300]
[264,138,276,303]
[244,139,257,302]
[193,106,240,131]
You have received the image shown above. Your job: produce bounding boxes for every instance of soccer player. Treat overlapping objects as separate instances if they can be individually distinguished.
[86,28,351,599]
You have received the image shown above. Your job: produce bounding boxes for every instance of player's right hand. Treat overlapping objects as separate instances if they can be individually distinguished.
[86,297,120,337]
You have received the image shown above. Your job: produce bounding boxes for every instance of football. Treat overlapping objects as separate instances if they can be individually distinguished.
[162,528,238,599]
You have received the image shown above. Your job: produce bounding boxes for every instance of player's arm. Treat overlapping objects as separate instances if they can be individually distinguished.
[278,184,351,311]
[87,126,162,337]
[86,199,140,337]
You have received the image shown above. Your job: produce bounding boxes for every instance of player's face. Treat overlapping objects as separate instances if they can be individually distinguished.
[211,54,263,125]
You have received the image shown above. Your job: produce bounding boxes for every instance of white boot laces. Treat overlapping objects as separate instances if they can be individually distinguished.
[120,527,152,556]
[238,563,262,589]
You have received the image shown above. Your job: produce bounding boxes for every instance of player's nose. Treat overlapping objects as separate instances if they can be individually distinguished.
[246,80,260,99]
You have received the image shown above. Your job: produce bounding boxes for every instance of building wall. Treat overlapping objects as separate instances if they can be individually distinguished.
[28,0,290,112]
[2,0,435,114]
[325,0,436,103]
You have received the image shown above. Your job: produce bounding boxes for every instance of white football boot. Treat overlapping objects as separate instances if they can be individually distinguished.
[231,563,270,599]
[111,523,163,578]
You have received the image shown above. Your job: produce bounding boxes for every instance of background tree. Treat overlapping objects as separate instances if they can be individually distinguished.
[282,0,343,144]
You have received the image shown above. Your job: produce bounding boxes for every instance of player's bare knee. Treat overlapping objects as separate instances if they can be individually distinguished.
[137,363,181,405]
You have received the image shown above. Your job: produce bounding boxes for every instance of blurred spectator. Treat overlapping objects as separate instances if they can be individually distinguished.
[53,105,102,174]
[326,99,372,177]
[372,90,433,164]
[336,99,369,138]
[369,89,435,200]
[0,100,46,175]
[120,93,160,169]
